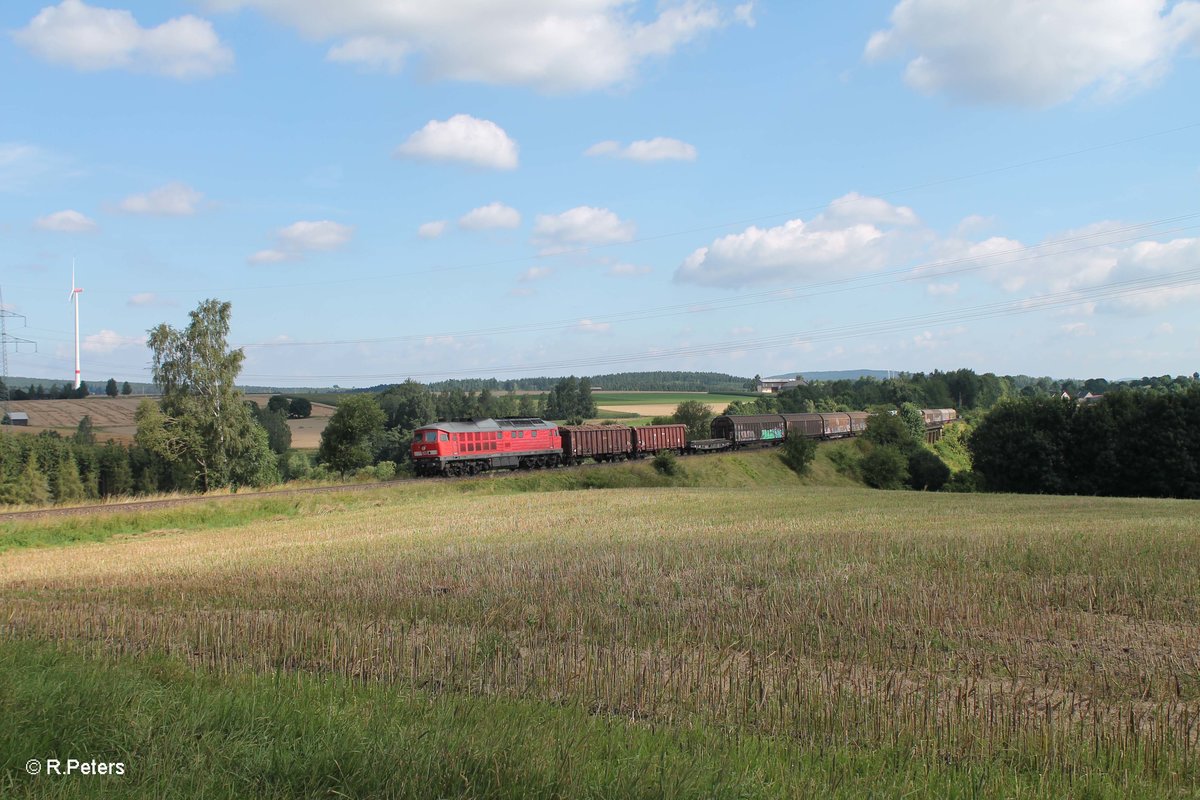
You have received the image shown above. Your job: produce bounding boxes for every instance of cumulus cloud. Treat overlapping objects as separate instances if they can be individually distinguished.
[532,206,636,253]
[248,249,289,264]
[206,0,745,92]
[574,319,612,334]
[866,0,1200,106]
[458,202,521,230]
[249,219,354,263]
[394,114,518,170]
[674,193,917,288]
[417,220,447,239]
[278,220,354,251]
[585,137,698,161]
[0,142,64,192]
[118,182,204,215]
[82,329,145,354]
[326,36,408,73]
[520,267,553,281]
[14,0,233,79]
[35,209,97,233]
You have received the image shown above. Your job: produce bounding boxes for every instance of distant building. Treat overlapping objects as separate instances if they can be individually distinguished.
[759,377,805,394]
[2,411,29,426]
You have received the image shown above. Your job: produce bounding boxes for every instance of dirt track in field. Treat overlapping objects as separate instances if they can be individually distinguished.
[596,402,728,417]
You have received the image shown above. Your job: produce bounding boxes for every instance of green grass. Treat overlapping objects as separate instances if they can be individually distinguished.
[0,641,1183,799]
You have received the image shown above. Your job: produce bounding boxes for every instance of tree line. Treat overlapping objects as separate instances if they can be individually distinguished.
[1,378,133,401]
[969,389,1200,499]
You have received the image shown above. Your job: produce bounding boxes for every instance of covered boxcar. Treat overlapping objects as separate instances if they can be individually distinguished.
[819,412,853,438]
[782,413,824,439]
[632,423,688,456]
[922,408,958,427]
[847,411,870,435]
[560,424,634,464]
[710,414,787,445]
[412,417,561,476]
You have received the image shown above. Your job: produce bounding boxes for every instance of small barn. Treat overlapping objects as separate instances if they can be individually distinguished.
[2,411,29,426]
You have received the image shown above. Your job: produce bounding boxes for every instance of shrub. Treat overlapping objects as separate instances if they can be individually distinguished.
[652,451,681,476]
[373,461,397,481]
[906,449,950,491]
[860,445,909,490]
[944,471,981,493]
[780,436,817,476]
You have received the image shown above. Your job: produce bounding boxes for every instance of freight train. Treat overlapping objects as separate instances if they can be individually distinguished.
[411,409,956,477]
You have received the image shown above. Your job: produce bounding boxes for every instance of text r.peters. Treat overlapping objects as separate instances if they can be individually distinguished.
[43,759,126,776]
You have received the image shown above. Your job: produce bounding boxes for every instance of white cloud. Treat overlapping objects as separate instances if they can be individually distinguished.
[731,326,755,336]
[458,202,521,230]
[574,319,612,334]
[394,114,518,170]
[248,249,289,264]
[326,36,408,73]
[207,0,744,92]
[82,329,145,354]
[532,206,636,253]
[926,281,958,297]
[0,142,64,192]
[35,209,97,233]
[14,0,233,79]
[417,220,447,239]
[277,220,354,251]
[118,182,204,215]
[585,136,698,161]
[674,194,916,288]
[249,220,354,264]
[519,267,553,281]
[1156,322,1175,335]
[866,0,1200,107]
[1060,322,1095,336]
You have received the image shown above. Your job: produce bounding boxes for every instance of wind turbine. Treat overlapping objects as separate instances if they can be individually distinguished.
[69,261,83,390]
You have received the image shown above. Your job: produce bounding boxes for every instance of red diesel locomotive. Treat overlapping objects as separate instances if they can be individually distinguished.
[411,417,561,476]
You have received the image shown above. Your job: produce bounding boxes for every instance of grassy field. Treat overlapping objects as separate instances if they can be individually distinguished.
[1,452,1198,797]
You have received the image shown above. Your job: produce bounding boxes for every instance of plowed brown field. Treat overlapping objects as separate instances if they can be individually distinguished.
[3,395,334,448]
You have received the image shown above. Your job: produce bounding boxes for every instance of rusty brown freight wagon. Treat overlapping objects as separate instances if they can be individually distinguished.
[559,424,634,464]
[847,411,870,435]
[819,412,853,438]
[710,414,787,445]
[782,413,824,439]
[632,423,687,455]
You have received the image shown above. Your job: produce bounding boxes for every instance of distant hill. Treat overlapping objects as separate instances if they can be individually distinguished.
[766,369,896,382]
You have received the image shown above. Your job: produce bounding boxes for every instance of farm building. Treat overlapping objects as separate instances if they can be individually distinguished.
[2,411,29,426]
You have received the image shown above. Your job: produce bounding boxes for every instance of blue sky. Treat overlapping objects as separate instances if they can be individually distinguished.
[2,0,1198,388]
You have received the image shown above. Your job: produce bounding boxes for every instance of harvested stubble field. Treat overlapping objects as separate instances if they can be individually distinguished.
[1,474,1198,797]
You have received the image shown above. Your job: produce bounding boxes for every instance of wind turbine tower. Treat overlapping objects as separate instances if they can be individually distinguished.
[69,262,83,390]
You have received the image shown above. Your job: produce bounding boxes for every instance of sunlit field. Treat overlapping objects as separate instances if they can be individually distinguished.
[2,468,1198,797]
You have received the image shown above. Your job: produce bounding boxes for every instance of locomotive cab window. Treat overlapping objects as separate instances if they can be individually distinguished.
[439,433,449,442]
[424,432,436,443]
